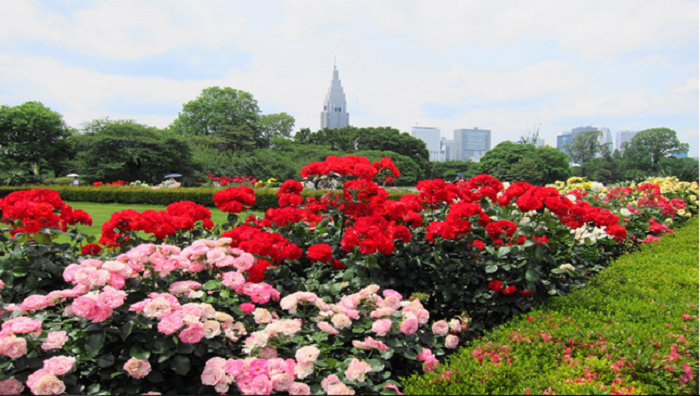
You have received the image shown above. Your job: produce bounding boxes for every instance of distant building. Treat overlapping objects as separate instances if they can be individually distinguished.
[441,137,456,161]
[557,125,612,160]
[411,127,444,162]
[616,130,638,152]
[320,65,350,130]
[453,128,491,162]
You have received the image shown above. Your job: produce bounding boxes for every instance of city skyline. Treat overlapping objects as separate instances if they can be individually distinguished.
[0,1,697,156]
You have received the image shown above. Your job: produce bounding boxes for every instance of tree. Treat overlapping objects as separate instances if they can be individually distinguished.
[534,146,571,184]
[0,101,73,177]
[70,120,194,184]
[518,124,541,145]
[622,128,689,168]
[565,130,602,165]
[293,128,312,144]
[430,160,481,181]
[259,112,295,143]
[507,156,545,185]
[170,87,261,136]
[479,141,537,181]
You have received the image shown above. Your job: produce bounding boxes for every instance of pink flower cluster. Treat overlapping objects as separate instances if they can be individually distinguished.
[0,317,42,359]
[201,356,310,395]
[26,356,75,395]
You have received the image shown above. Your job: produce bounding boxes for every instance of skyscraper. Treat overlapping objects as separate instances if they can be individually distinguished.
[453,128,491,162]
[411,127,444,162]
[616,130,638,152]
[320,65,350,130]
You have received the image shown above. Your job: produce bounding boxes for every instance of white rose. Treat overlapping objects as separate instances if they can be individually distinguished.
[620,208,631,217]
[559,264,576,272]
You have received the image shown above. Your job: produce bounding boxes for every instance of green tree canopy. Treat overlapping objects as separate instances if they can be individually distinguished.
[259,112,295,143]
[534,146,571,184]
[479,141,536,181]
[622,128,689,168]
[171,87,261,137]
[0,101,72,176]
[564,130,602,165]
[70,120,194,184]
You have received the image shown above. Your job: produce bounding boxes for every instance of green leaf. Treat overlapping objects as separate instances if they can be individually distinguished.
[172,356,191,375]
[87,383,100,394]
[129,346,151,360]
[525,269,539,283]
[485,264,498,273]
[97,354,115,368]
[146,370,164,383]
[120,322,134,342]
[86,332,106,356]
[202,280,219,290]
[403,349,417,360]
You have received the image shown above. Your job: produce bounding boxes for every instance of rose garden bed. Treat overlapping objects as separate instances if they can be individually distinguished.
[0,155,697,395]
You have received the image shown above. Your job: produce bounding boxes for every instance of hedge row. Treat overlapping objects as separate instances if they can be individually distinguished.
[0,186,408,212]
[402,218,699,395]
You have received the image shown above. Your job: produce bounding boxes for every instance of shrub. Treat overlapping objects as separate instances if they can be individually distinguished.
[401,218,699,395]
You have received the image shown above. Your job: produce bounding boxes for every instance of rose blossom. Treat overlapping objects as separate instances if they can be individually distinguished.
[0,335,27,359]
[449,319,462,333]
[201,357,228,388]
[221,271,246,289]
[0,378,24,395]
[253,308,273,324]
[431,320,449,335]
[344,358,372,382]
[124,358,151,379]
[399,314,419,335]
[271,373,295,391]
[157,312,184,335]
[331,313,352,329]
[371,319,392,337]
[19,295,50,312]
[203,320,222,339]
[43,356,75,375]
[327,383,355,395]
[370,307,396,318]
[445,334,459,349]
[417,348,439,371]
[250,374,273,395]
[294,362,314,379]
[317,321,339,335]
[295,345,320,364]
[239,303,256,315]
[27,371,65,396]
[288,382,311,395]
[179,324,205,343]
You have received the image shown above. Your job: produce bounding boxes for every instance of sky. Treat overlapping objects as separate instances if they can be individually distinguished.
[1,0,698,156]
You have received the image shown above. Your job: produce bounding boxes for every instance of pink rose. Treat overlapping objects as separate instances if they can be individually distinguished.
[43,356,75,376]
[222,271,245,289]
[179,324,205,343]
[0,378,23,395]
[344,358,371,382]
[157,312,184,335]
[239,303,256,315]
[0,335,27,358]
[223,358,244,377]
[295,345,320,364]
[321,374,342,392]
[371,319,392,337]
[384,383,403,395]
[201,357,227,386]
[233,253,255,272]
[399,315,419,335]
[445,334,459,349]
[19,295,50,312]
[250,374,273,395]
[288,382,311,395]
[382,289,403,300]
[96,287,127,309]
[294,362,314,379]
[41,331,68,351]
[27,371,65,396]
[317,321,339,335]
[271,373,295,392]
[417,347,439,372]
[431,320,449,335]
[327,382,355,395]
[260,347,278,359]
[123,357,152,379]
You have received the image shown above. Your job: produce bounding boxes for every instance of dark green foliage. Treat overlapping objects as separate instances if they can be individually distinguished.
[402,219,699,395]
[0,101,73,179]
[430,161,481,181]
[479,142,570,185]
[69,120,195,184]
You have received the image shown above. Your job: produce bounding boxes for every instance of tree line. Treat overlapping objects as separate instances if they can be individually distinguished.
[0,86,696,186]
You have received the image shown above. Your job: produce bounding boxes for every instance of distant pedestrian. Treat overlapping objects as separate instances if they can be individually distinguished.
[303,177,315,190]
[317,175,331,189]
[330,173,339,190]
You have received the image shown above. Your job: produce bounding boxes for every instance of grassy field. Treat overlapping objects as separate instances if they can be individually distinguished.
[64,201,262,239]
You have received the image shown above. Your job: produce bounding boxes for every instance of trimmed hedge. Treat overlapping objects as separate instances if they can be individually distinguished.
[0,186,408,212]
[402,218,699,395]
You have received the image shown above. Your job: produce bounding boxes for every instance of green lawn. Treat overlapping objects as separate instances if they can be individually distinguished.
[64,201,262,239]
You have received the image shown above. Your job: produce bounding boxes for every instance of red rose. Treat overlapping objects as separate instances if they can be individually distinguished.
[488,280,503,293]
[331,259,346,270]
[307,244,333,263]
[213,187,256,214]
[503,285,517,295]
[486,220,518,240]
[81,243,102,255]
[519,290,533,297]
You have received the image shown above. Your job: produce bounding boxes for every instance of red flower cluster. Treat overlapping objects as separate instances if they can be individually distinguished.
[380,197,424,229]
[648,218,673,235]
[262,207,324,229]
[207,174,257,187]
[486,220,518,240]
[99,201,213,244]
[341,215,410,255]
[0,189,92,235]
[301,155,379,181]
[343,180,389,218]
[81,243,102,255]
[306,244,333,263]
[277,180,304,208]
[372,157,401,179]
[93,180,127,187]
[416,179,459,207]
[213,187,256,214]
[489,280,529,296]
[222,226,302,264]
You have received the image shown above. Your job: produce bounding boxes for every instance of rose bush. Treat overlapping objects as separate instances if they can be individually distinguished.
[1,157,695,395]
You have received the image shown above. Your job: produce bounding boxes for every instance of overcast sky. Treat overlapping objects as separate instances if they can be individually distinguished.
[1,0,698,155]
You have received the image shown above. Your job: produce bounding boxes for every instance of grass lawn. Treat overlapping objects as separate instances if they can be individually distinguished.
[64,201,262,239]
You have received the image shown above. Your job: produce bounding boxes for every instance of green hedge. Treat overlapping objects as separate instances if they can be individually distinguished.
[402,218,699,395]
[0,186,408,212]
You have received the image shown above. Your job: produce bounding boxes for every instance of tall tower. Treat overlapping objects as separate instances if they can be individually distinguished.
[321,64,350,130]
